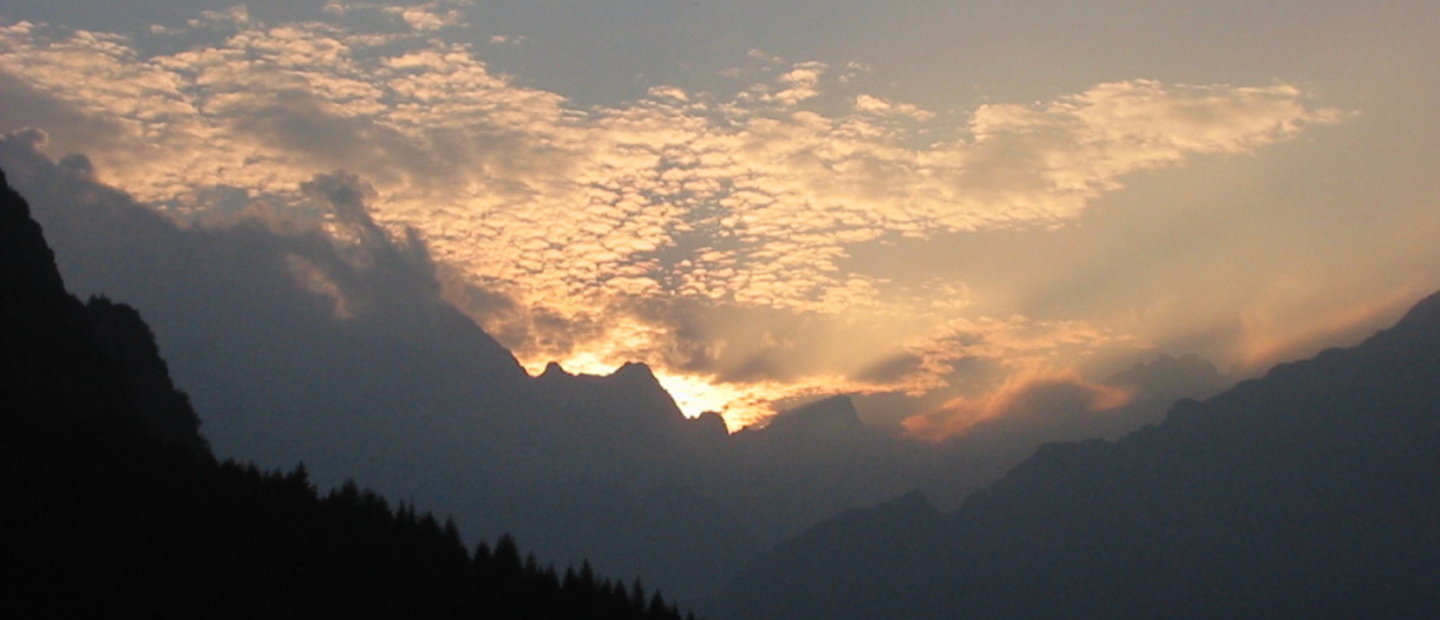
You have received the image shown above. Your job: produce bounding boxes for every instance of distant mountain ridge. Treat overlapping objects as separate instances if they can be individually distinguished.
[714,289,1440,619]
[0,165,696,619]
[0,133,1242,602]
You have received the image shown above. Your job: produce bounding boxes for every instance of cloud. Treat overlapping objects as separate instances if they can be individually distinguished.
[901,367,1131,441]
[383,3,464,32]
[0,15,1342,424]
[768,61,827,106]
[1233,282,1429,373]
[197,5,251,27]
[855,94,934,120]
[963,81,1344,214]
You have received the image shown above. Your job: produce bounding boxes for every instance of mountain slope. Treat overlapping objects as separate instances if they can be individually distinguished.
[0,134,1239,602]
[715,291,1440,620]
[0,166,693,619]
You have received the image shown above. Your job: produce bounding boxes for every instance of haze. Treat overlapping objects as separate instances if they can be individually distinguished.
[2,0,1436,431]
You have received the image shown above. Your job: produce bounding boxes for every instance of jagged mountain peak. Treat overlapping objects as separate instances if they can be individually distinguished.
[535,360,659,384]
[610,360,662,387]
[538,360,570,378]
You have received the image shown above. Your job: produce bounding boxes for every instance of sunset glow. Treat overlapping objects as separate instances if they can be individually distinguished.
[4,1,1439,437]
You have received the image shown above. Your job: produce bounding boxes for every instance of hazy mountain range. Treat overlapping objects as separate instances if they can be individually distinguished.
[0,133,1231,601]
[8,131,1439,617]
[712,289,1440,619]
[1,165,692,618]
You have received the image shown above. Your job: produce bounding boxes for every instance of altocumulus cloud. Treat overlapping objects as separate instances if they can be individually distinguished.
[0,6,1342,426]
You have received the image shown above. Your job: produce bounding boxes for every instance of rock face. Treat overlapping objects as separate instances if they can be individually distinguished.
[0,167,207,455]
[0,135,1250,603]
[4,166,711,620]
[715,290,1440,620]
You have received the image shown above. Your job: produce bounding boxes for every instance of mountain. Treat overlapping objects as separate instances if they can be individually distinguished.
[921,352,1228,509]
[521,361,701,480]
[0,134,1231,602]
[1,165,696,619]
[0,139,531,473]
[714,291,1440,620]
[712,395,931,541]
[0,136,769,600]
[0,162,206,458]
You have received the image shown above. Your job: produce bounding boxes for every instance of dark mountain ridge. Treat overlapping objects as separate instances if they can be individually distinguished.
[0,134,1243,601]
[0,137,913,599]
[715,288,1440,619]
[0,166,197,456]
[0,166,694,619]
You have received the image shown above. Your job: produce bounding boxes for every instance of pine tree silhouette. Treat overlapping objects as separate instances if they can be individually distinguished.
[1,166,695,620]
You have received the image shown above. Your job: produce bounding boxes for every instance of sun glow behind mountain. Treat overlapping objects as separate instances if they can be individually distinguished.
[3,1,1439,435]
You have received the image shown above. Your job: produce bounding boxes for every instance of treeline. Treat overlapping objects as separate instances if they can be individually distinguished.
[11,437,694,618]
[15,447,693,618]
[0,166,692,619]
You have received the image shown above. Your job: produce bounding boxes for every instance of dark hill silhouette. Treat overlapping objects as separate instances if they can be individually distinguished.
[921,352,1228,510]
[711,395,931,542]
[0,136,759,599]
[0,165,191,455]
[84,295,210,455]
[523,360,699,479]
[714,290,1440,620]
[0,133,1233,601]
[0,166,694,619]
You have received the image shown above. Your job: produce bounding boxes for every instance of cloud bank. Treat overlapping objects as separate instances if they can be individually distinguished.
[0,8,1342,425]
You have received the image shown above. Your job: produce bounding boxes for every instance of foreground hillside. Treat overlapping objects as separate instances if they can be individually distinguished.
[2,137,1236,601]
[0,167,690,619]
[715,289,1440,619]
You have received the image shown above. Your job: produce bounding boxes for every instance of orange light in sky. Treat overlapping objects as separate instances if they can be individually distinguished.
[519,351,865,431]
[651,370,779,430]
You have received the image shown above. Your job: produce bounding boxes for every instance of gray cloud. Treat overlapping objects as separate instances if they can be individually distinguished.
[0,7,1367,428]
[9,0,1440,601]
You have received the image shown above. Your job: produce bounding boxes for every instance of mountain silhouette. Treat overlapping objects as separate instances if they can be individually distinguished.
[715,290,1440,620]
[0,164,203,455]
[0,136,771,600]
[920,352,1228,509]
[1,165,697,619]
[712,395,930,541]
[0,133,1233,602]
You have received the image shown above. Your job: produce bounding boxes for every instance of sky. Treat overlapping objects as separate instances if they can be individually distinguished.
[3,0,1438,432]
